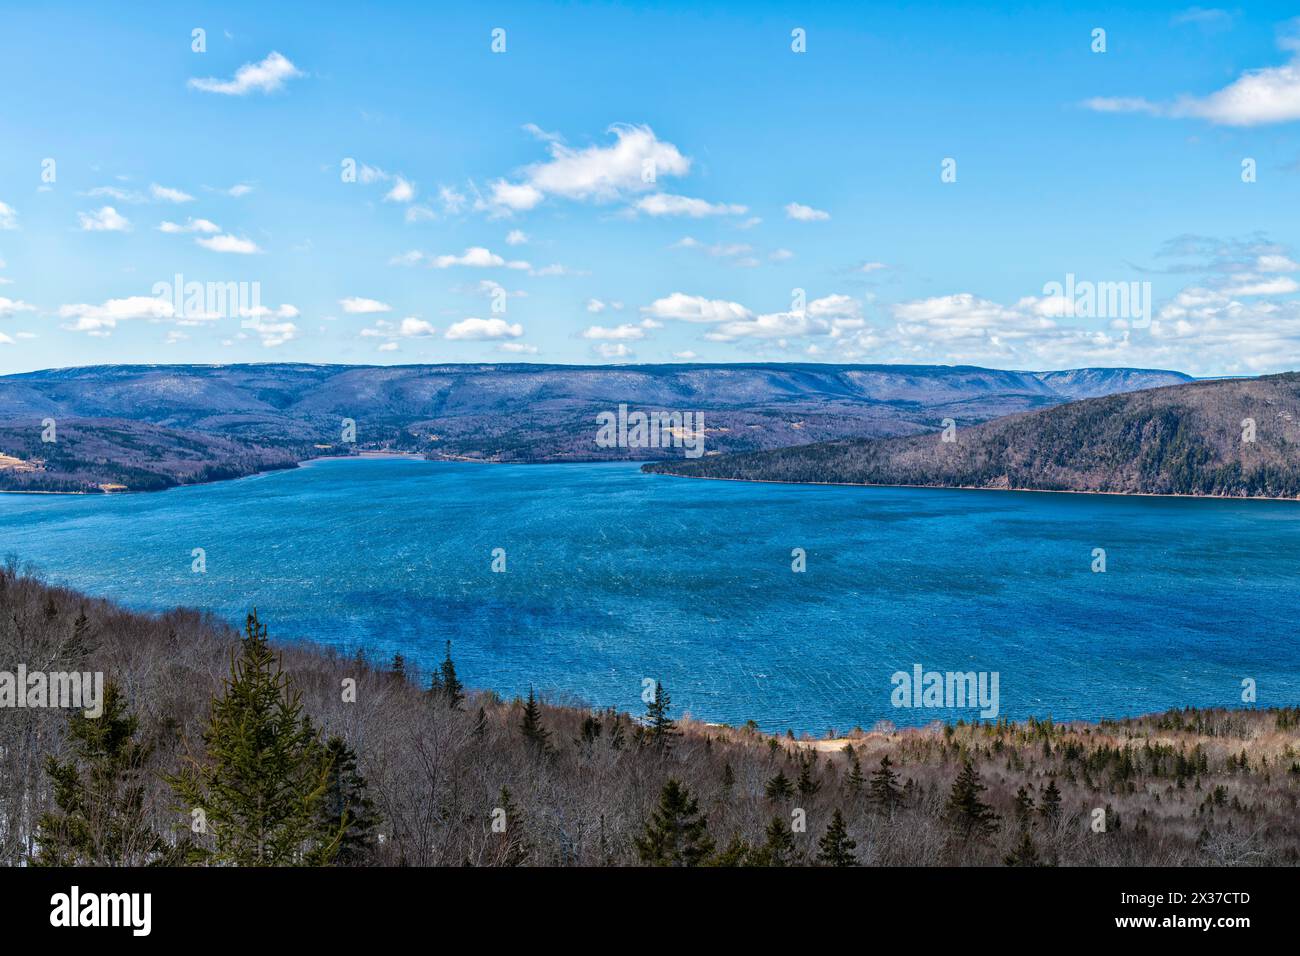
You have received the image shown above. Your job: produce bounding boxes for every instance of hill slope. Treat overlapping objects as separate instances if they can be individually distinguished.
[645,373,1300,498]
[0,362,1191,491]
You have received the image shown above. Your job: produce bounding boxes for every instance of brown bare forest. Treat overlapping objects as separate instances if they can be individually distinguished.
[2,562,1297,867]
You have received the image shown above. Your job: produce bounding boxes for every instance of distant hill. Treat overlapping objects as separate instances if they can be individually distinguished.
[645,373,1300,499]
[0,362,1191,491]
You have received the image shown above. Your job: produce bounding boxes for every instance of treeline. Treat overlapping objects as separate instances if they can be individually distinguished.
[2,566,1298,866]
[646,373,1300,498]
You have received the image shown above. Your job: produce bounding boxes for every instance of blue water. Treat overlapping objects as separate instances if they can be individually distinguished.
[1,459,1296,732]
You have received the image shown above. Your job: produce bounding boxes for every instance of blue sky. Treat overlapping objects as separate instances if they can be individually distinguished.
[2,1,1300,376]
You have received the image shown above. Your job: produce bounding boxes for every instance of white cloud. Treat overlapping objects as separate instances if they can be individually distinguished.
[404,205,436,223]
[196,234,262,254]
[586,298,607,313]
[0,201,17,230]
[498,341,538,354]
[188,51,304,95]
[785,202,830,221]
[1084,30,1300,126]
[672,350,698,360]
[445,316,523,340]
[0,297,35,317]
[227,184,254,197]
[360,316,438,339]
[770,248,794,261]
[240,310,300,347]
[150,183,194,203]
[582,322,648,341]
[430,246,531,270]
[78,206,130,232]
[439,186,467,214]
[1222,275,1300,296]
[481,124,690,214]
[634,193,747,217]
[340,297,392,314]
[1255,254,1299,273]
[593,342,633,358]
[59,295,174,334]
[506,229,528,245]
[159,218,221,234]
[85,186,145,203]
[384,177,415,203]
[641,292,752,323]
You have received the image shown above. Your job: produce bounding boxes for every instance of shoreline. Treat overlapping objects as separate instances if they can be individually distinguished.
[7,450,1300,503]
[643,468,1300,503]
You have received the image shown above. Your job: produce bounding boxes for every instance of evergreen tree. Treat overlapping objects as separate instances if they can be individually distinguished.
[944,759,999,839]
[1004,826,1042,866]
[869,755,903,814]
[765,769,795,799]
[720,762,736,798]
[644,681,679,750]
[437,640,464,710]
[1013,785,1035,824]
[33,681,167,866]
[1039,778,1062,822]
[816,808,858,866]
[312,736,379,866]
[491,786,532,866]
[390,653,406,682]
[634,779,714,866]
[168,611,339,866]
[844,747,865,797]
[472,706,488,739]
[750,816,796,866]
[519,687,550,752]
[796,754,822,797]
[709,834,751,867]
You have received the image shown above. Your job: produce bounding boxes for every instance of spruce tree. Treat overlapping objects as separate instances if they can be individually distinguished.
[644,681,679,750]
[796,754,822,797]
[634,779,714,866]
[750,816,796,866]
[1013,785,1035,824]
[437,640,464,710]
[944,759,999,840]
[1004,826,1042,866]
[519,687,550,752]
[169,611,339,866]
[491,786,532,866]
[765,769,795,799]
[1039,778,1062,822]
[33,681,167,866]
[845,747,865,797]
[816,808,858,866]
[312,736,379,866]
[390,653,406,682]
[869,755,903,814]
[472,706,488,739]
[721,762,736,798]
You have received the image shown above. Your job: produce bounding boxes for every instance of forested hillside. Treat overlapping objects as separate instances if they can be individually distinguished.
[2,567,1296,867]
[0,362,1190,492]
[646,373,1300,498]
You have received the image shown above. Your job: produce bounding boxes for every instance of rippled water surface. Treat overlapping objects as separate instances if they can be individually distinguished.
[2,458,1296,732]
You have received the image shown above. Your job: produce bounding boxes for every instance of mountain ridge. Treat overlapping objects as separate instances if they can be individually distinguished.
[644,373,1300,499]
[0,362,1193,492]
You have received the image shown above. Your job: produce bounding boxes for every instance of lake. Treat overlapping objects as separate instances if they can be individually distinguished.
[1,458,1296,733]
